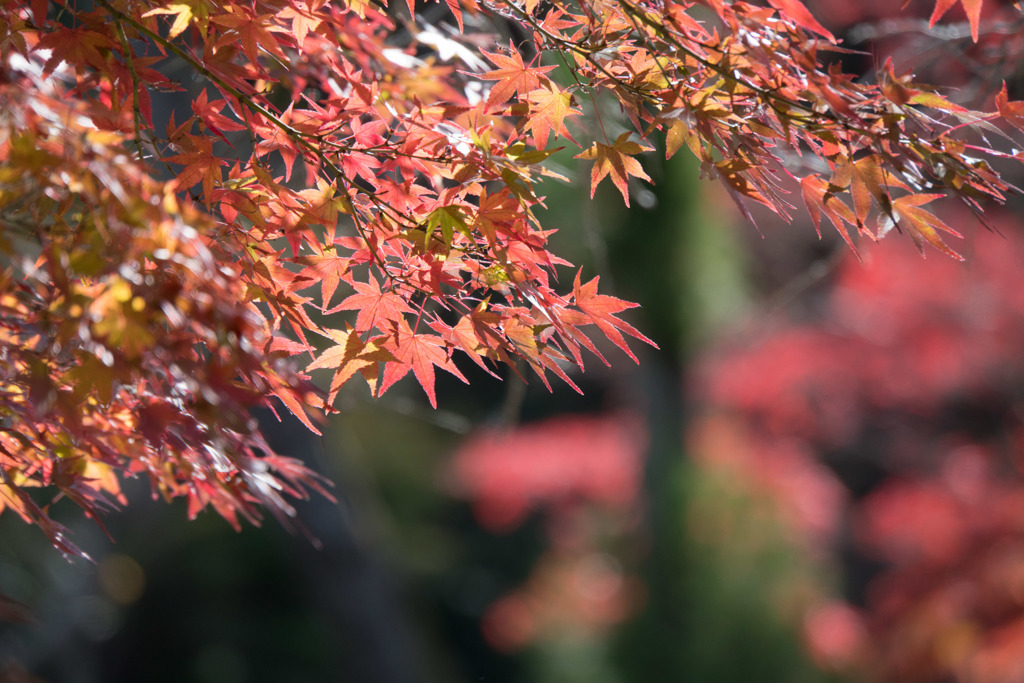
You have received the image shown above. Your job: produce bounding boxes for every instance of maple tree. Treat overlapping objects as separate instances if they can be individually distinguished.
[2,0,1024,558]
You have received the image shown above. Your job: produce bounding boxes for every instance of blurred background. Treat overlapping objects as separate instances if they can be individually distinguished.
[4,1,1024,681]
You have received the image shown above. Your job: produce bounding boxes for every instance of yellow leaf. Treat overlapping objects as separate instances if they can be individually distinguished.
[142,4,194,40]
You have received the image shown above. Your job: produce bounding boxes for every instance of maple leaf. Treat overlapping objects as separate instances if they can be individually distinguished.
[142,3,194,40]
[378,322,468,408]
[566,272,657,362]
[192,90,246,142]
[293,241,351,312]
[422,204,470,251]
[277,2,323,47]
[665,118,703,161]
[252,109,303,182]
[575,133,653,207]
[164,136,223,200]
[929,0,984,42]
[766,0,835,41]
[500,316,583,394]
[35,26,113,78]
[523,82,580,150]
[888,194,964,260]
[339,150,382,188]
[10,0,1024,560]
[801,174,860,256]
[339,0,371,19]
[211,10,288,68]
[831,156,909,228]
[996,83,1024,135]
[714,158,780,219]
[438,305,508,377]
[474,189,523,249]
[307,326,396,401]
[267,380,323,435]
[479,46,556,111]
[297,178,348,237]
[443,0,479,32]
[326,276,415,333]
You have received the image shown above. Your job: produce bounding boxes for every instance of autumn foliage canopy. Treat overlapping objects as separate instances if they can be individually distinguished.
[1,0,1023,557]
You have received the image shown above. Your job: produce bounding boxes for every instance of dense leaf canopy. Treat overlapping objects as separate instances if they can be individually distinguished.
[1,0,1023,556]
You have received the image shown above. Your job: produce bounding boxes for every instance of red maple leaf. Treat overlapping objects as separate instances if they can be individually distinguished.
[35,26,113,78]
[928,0,984,42]
[479,46,556,111]
[379,321,468,408]
[164,136,224,200]
[192,90,246,142]
[211,11,288,69]
[293,241,351,312]
[565,272,657,362]
[766,0,835,41]
[326,276,415,333]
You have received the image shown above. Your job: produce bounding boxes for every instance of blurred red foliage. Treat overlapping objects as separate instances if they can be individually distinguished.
[691,215,1024,681]
[481,550,644,652]
[451,411,647,650]
[451,412,646,533]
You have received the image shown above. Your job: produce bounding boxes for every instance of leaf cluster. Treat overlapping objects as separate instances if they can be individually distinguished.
[1,0,1023,554]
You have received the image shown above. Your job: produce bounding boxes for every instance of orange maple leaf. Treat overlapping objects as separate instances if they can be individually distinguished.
[800,174,859,255]
[575,133,652,207]
[996,82,1024,135]
[524,82,580,149]
[307,326,395,401]
[889,194,964,260]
